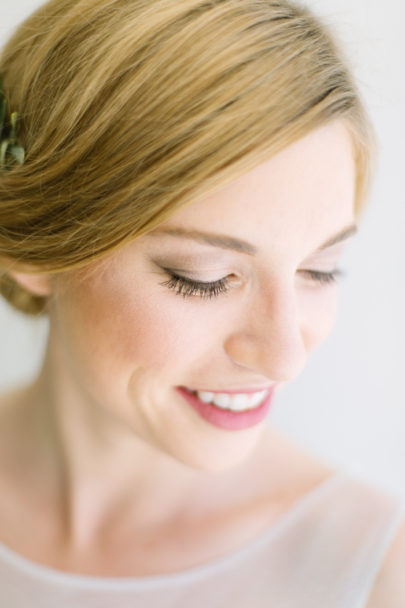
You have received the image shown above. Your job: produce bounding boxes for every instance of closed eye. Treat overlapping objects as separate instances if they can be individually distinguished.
[299,269,345,285]
[160,272,230,299]
[160,268,345,300]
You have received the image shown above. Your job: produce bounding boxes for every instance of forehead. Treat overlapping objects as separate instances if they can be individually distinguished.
[155,121,356,249]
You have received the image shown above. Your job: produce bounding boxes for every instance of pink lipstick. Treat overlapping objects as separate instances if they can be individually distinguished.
[176,386,276,431]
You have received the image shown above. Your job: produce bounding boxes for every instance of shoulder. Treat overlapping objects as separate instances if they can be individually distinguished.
[365,513,405,608]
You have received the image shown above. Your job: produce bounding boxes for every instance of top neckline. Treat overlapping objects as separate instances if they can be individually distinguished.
[0,469,344,590]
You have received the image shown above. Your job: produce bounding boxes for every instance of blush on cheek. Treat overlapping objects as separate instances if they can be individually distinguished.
[56,282,191,382]
[51,254,231,414]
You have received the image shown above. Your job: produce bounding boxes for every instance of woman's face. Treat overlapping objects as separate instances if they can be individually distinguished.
[47,120,356,472]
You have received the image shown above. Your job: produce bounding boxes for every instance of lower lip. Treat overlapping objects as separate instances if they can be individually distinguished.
[176,387,275,431]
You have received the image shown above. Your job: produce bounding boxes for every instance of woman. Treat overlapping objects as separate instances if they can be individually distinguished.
[0,0,403,605]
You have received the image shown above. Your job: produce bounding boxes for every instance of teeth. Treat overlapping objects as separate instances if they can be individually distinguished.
[194,389,268,411]
[249,390,267,407]
[198,391,215,403]
[212,393,231,408]
[224,393,249,411]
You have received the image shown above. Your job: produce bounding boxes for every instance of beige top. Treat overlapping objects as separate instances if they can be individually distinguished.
[0,470,403,607]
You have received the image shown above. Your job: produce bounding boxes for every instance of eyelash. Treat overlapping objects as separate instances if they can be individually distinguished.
[161,269,344,300]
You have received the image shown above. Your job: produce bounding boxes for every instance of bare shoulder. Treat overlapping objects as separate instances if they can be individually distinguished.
[365,512,405,608]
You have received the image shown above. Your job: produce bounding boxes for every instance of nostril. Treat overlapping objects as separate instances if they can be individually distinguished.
[223,331,307,384]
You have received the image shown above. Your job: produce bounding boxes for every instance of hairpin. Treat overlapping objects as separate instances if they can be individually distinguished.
[0,73,25,170]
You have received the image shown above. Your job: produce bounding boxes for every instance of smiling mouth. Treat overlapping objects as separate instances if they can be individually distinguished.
[182,387,270,412]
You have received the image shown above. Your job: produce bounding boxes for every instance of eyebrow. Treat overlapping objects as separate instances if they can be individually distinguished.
[148,224,358,255]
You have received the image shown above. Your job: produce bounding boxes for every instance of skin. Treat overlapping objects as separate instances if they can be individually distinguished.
[2,119,359,573]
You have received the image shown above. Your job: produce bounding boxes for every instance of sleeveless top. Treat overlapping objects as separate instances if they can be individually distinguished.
[0,470,403,607]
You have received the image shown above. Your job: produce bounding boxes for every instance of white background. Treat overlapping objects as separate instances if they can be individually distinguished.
[0,1,404,497]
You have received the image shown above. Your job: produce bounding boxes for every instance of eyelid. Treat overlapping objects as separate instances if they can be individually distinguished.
[299,268,344,285]
[159,266,344,301]
[160,271,232,299]
[159,265,236,283]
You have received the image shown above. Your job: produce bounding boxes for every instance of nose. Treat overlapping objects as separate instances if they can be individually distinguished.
[223,281,308,383]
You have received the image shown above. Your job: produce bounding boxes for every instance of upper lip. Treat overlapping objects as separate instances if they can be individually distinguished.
[182,385,275,395]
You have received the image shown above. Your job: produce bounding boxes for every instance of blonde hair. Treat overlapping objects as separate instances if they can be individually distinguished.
[0,0,376,315]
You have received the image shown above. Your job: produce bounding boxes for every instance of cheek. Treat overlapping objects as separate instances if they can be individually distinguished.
[51,274,221,386]
[300,288,339,350]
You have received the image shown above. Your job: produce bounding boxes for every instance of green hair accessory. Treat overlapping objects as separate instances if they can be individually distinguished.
[0,73,25,170]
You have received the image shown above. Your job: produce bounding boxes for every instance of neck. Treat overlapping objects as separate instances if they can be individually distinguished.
[21,345,272,551]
